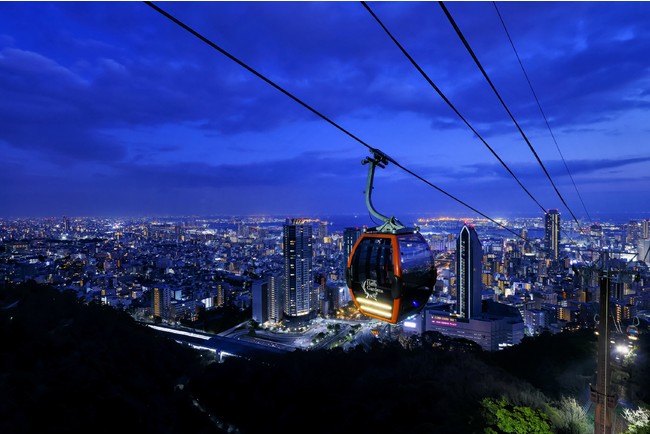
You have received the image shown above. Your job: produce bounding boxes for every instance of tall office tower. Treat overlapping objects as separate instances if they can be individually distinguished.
[283,220,314,320]
[644,219,649,239]
[319,221,328,240]
[545,209,561,260]
[216,282,226,307]
[343,227,361,262]
[152,285,171,320]
[639,239,650,266]
[63,216,70,232]
[252,279,269,324]
[626,220,642,244]
[237,222,249,239]
[267,273,283,323]
[456,224,483,319]
[175,223,183,242]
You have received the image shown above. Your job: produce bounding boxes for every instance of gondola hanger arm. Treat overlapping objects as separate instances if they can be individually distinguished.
[362,149,406,234]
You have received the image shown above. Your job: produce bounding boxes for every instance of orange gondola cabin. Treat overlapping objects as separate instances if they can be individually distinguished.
[347,149,437,324]
[346,229,436,324]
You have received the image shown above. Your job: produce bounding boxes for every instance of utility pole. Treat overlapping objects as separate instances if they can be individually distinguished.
[590,268,617,434]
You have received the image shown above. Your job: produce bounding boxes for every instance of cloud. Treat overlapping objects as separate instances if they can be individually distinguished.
[430,155,650,181]
[399,2,650,135]
[0,47,127,162]
[0,152,369,217]
[1,2,649,219]
[112,152,365,189]
[5,1,648,152]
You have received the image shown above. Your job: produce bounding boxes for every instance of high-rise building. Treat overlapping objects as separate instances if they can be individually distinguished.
[283,219,314,320]
[216,282,226,307]
[319,221,328,240]
[152,285,171,320]
[252,279,269,324]
[638,239,650,266]
[267,273,283,323]
[626,220,642,244]
[643,219,649,240]
[456,224,483,319]
[545,209,560,260]
[237,221,249,239]
[343,227,361,263]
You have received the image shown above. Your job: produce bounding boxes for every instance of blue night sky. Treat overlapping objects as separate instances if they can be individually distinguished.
[1,1,650,221]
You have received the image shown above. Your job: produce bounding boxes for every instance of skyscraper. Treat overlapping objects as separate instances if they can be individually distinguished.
[267,272,283,323]
[152,285,171,320]
[545,209,560,260]
[252,279,269,324]
[456,224,483,319]
[639,239,650,267]
[283,219,314,321]
[319,221,328,240]
[343,227,361,261]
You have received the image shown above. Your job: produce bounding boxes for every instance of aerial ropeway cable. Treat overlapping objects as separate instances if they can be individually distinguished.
[361,1,591,258]
[144,1,598,324]
[492,1,593,225]
[361,0,547,215]
[437,1,587,235]
[144,1,527,242]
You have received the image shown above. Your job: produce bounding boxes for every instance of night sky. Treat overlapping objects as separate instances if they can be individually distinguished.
[2,1,649,221]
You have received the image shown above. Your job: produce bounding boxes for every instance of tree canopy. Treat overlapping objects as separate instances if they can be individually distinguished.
[3,281,638,434]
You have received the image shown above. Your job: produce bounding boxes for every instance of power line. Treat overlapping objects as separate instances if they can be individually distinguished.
[360,1,547,215]
[143,1,525,241]
[492,1,593,224]
[438,1,586,235]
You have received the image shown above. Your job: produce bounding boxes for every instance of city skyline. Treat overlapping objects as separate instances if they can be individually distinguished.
[2,2,650,220]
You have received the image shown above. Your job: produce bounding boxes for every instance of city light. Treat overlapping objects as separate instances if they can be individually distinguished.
[1,214,647,355]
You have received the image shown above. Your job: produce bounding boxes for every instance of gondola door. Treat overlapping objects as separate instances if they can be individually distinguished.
[347,234,402,324]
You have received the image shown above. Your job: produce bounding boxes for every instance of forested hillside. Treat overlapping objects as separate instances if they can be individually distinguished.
[3,281,647,434]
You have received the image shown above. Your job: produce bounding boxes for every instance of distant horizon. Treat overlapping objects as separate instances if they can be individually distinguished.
[2,210,649,224]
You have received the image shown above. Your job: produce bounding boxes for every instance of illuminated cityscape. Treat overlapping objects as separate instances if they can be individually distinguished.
[2,214,648,339]
[1,213,649,432]
[3,1,650,432]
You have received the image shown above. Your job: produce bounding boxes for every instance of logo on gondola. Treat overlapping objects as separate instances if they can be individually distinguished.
[362,279,380,300]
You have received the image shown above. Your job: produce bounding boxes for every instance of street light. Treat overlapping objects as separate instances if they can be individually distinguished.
[616,344,629,355]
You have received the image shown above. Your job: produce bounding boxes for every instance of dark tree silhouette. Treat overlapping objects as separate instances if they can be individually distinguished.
[0,281,221,434]
[1,281,636,434]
